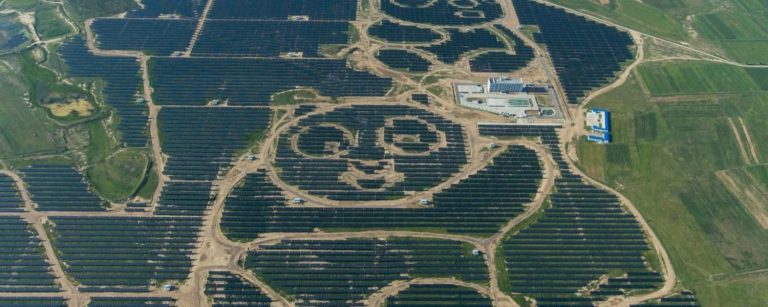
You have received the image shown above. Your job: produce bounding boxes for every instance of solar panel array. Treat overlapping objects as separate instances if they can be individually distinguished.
[155,181,215,216]
[49,216,202,292]
[91,19,196,55]
[478,124,660,306]
[293,104,317,117]
[59,37,147,147]
[380,0,502,26]
[125,0,206,18]
[470,25,535,73]
[245,238,488,306]
[386,284,492,306]
[193,20,349,57]
[205,270,272,307]
[45,106,273,292]
[411,93,430,104]
[88,297,176,306]
[221,144,541,240]
[158,107,271,181]
[275,105,467,201]
[21,165,105,211]
[149,57,392,105]
[368,20,442,43]
[512,0,634,103]
[0,173,23,212]
[0,297,66,306]
[0,217,60,293]
[208,0,357,21]
[375,49,432,72]
[420,28,506,63]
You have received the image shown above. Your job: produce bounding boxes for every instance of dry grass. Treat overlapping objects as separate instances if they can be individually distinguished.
[45,98,94,117]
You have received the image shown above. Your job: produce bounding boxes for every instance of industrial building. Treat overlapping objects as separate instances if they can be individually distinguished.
[454,78,547,118]
[488,77,525,93]
[585,108,611,143]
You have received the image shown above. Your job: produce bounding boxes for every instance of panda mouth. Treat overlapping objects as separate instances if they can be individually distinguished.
[341,159,405,190]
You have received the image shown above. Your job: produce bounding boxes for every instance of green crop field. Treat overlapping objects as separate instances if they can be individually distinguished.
[637,61,761,96]
[577,61,768,306]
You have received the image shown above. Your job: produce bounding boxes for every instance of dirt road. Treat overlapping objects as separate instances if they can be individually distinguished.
[365,278,493,307]
[183,0,216,57]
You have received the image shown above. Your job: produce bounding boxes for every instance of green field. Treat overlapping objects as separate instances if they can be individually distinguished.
[0,53,66,158]
[34,4,74,40]
[271,89,321,105]
[576,61,768,306]
[63,0,138,23]
[637,61,761,96]
[135,167,159,200]
[86,148,148,202]
[547,0,689,40]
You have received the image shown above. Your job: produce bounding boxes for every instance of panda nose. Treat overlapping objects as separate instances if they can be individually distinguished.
[349,159,390,174]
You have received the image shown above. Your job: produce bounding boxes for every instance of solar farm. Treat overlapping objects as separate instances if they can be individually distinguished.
[0,0,708,306]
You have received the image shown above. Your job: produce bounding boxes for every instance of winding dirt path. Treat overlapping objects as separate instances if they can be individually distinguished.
[581,32,644,106]
[365,278,493,307]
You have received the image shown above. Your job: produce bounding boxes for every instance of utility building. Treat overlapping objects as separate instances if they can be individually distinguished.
[488,77,525,93]
[586,108,611,143]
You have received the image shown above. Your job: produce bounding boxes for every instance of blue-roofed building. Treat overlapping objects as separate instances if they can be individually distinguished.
[488,77,525,93]
[586,108,611,143]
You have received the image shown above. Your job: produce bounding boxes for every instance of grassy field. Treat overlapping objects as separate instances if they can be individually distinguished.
[63,0,138,23]
[271,89,322,105]
[547,0,689,40]
[135,166,159,200]
[83,120,150,202]
[637,61,761,96]
[547,0,768,64]
[34,4,75,40]
[689,0,768,64]
[86,148,148,202]
[0,53,66,158]
[576,60,768,306]
[2,0,41,10]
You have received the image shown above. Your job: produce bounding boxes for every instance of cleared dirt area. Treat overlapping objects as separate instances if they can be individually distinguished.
[728,117,753,165]
[44,99,95,117]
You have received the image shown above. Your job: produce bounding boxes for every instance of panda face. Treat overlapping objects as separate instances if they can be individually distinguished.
[273,105,467,202]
